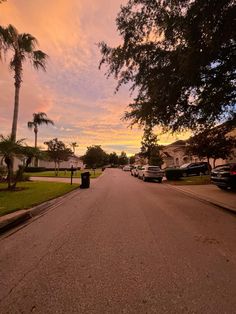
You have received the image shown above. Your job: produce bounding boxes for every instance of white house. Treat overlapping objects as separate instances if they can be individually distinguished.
[38,155,84,169]
[0,154,84,171]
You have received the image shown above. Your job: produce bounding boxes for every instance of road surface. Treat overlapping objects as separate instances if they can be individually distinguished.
[1,169,236,313]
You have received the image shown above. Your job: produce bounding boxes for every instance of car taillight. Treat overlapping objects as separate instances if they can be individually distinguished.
[230,171,236,175]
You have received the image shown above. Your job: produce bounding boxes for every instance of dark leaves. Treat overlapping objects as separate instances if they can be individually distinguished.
[99,0,236,132]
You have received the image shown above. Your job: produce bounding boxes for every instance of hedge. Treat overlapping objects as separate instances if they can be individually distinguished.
[25,167,47,172]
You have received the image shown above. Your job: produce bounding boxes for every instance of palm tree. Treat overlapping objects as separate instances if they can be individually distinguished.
[70,142,78,154]
[0,135,24,189]
[0,25,48,141]
[27,112,54,148]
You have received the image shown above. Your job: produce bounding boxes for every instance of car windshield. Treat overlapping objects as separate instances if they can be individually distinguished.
[147,167,160,171]
[180,163,191,168]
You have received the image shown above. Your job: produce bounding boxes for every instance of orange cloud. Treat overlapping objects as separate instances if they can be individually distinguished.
[0,0,190,155]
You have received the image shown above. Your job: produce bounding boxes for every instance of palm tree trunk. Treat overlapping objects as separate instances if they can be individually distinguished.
[11,83,20,142]
[11,63,22,142]
[10,67,21,182]
[34,127,38,148]
[34,128,38,167]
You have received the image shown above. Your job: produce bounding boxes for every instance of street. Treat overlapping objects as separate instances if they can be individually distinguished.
[1,169,236,313]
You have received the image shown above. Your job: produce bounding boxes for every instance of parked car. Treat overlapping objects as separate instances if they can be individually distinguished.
[131,165,141,177]
[137,165,164,182]
[123,165,132,171]
[211,163,236,190]
[180,162,211,177]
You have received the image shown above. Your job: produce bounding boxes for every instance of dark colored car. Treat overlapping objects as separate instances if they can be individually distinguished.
[211,163,236,190]
[180,162,211,177]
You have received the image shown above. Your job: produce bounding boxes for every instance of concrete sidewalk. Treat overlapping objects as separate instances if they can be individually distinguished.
[0,187,82,234]
[168,184,236,213]
[0,175,103,234]
[30,176,81,184]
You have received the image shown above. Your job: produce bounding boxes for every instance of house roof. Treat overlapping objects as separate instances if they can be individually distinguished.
[165,140,186,148]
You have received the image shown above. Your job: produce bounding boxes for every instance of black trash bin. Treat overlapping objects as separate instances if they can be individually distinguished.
[80,172,90,189]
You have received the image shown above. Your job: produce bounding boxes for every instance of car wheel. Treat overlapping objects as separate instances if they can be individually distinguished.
[182,172,188,177]
[143,175,147,182]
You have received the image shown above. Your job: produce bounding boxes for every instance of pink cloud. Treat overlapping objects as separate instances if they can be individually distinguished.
[0,0,189,155]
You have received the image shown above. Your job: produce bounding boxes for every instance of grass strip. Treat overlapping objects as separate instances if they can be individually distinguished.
[26,169,101,179]
[0,181,79,216]
[166,175,211,185]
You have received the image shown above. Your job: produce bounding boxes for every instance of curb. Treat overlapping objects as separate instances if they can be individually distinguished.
[0,187,81,235]
[0,211,32,234]
[166,184,236,214]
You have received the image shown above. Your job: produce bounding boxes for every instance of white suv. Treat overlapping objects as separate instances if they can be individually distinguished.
[138,165,164,183]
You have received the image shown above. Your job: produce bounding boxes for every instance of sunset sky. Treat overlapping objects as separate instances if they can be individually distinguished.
[0,0,189,156]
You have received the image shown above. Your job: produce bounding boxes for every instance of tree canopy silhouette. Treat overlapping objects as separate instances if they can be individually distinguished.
[99,0,236,132]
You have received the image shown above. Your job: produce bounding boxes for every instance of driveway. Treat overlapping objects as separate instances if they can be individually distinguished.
[168,183,236,212]
[1,169,236,313]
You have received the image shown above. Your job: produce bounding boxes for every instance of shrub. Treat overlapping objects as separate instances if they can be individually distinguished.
[13,166,30,182]
[19,173,30,182]
[0,166,7,182]
[165,168,183,181]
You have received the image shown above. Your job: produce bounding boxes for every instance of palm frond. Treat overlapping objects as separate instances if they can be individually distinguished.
[32,50,48,71]
[0,135,25,157]
[19,33,38,53]
[27,121,35,129]
[37,118,54,126]
[33,112,47,120]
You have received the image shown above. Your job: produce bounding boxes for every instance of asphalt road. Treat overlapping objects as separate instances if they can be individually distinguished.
[1,169,236,313]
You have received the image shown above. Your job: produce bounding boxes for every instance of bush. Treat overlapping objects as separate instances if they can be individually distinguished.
[13,166,30,182]
[0,166,7,182]
[165,168,183,181]
[19,173,30,182]
[25,167,46,172]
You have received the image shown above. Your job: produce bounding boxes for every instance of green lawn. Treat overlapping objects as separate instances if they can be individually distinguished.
[0,181,79,217]
[26,169,102,179]
[166,175,211,185]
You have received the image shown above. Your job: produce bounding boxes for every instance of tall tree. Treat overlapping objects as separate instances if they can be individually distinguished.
[0,25,48,141]
[99,0,236,132]
[140,126,163,166]
[109,152,119,165]
[186,122,236,167]
[118,151,129,165]
[82,145,108,168]
[44,138,73,175]
[27,112,54,148]
[129,155,136,165]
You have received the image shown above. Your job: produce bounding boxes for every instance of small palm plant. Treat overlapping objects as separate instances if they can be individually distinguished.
[0,135,24,189]
[0,25,48,141]
[27,112,54,148]
[0,135,41,189]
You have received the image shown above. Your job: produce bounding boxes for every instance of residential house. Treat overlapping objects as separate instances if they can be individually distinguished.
[161,127,236,168]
